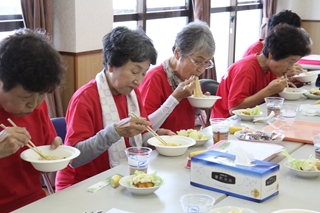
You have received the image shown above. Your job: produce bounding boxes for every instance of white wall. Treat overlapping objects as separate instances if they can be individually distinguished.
[52,0,113,52]
[277,0,320,20]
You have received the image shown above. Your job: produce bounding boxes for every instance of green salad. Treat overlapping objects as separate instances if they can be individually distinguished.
[282,149,320,171]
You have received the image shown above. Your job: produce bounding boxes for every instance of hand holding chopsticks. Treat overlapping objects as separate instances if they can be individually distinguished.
[0,119,48,159]
[129,112,167,145]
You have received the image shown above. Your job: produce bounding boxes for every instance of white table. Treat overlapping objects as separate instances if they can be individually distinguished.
[13,143,227,213]
[13,83,320,213]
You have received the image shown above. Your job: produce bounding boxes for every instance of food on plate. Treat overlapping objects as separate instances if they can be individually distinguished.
[39,155,64,160]
[237,126,282,141]
[129,171,163,188]
[316,100,320,104]
[294,71,312,77]
[228,209,243,213]
[161,142,181,146]
[111,174,122,188]
[229,126,243,134]
[282,149,320,171]
[193,76,205,97]
[310,88,320,96]
[177,129,210,140]
[238,105,260,116]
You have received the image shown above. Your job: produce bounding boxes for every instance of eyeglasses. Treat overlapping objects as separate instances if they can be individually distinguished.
[188,56,214,69]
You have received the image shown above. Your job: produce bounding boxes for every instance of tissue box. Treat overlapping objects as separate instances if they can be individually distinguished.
[190,150,279,203]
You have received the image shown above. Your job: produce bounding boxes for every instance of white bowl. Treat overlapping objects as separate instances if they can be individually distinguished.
[210,206,258,213]
[147,135,196,156]
[187,95,221,108]
[119,175,165,195]
[279,88,308,100]
[284,161,320,178]
[293,72,318,83]
[272,209,320,213]
[20,145,80,172]
[232,109,263,121]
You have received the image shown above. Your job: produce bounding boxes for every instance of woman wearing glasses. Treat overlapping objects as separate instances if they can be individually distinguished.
[138,20,215,132]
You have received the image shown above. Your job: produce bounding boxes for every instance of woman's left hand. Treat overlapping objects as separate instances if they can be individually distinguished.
[156,128,176,136]
[287,63,305,77]
[50,136,63,150]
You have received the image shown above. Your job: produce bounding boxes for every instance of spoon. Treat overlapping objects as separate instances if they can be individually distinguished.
[253,111,275,123]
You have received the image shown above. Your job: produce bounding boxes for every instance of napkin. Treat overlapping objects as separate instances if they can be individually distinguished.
[229,146,255,166]
[300,104,320,116]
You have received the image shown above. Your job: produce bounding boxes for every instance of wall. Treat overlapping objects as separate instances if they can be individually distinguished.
[276,0,320,54]
[52,0,113,114]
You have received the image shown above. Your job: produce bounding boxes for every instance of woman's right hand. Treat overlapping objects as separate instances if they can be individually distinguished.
[172,78,195,102]
[265,77,288,95]
[114,117,151,138]
[0,127,30,158]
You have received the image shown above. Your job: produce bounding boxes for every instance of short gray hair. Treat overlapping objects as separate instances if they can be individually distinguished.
[173,20,215,57]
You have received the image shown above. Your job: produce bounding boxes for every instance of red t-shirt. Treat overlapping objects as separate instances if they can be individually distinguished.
[138,64,195,133]
[211,55,276,118]
[0,101,56,213]
[55,80,149,191]
[242,39,264,58]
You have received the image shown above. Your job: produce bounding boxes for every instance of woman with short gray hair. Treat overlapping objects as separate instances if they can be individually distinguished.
[139,20,216,132]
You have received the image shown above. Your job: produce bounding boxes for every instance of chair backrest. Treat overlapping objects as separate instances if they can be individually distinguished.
[199,79,219,96]
[51,117,66,143]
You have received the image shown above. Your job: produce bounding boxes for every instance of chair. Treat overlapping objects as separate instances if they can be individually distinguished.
[199,79,219,96]
[199,79,220,124]
[42,117,67,195]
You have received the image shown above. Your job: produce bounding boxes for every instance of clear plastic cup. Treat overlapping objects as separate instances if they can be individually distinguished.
[180,194,215,213]
[210,118,231,143]
[280,104,299,126]
[312,134,320,160]
[264,97,284,117]
[125,147,152,175]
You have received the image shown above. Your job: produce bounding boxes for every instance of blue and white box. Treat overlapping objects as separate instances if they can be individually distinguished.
[190,150,279,203]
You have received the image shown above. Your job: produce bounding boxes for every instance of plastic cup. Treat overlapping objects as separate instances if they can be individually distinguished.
[312,134,320,160]
[125,147,152,175]
[180,194,215,213]
[264,97,284,117]
[210,118,231,143]
[280,104,299,126]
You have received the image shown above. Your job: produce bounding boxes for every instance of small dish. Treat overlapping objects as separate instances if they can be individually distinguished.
[234,130,284,143]
[272,209,320,213]
[187,95,221,108]
[303,92,320,100]
[232,109,263,121]
[119,175,165,195]
[210,206,258,213]
[284,161,320,178]
[194,136,212,146]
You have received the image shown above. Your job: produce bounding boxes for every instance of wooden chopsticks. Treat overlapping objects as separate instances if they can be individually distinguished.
[129,112,167,145]
[284,74,289,88]
[0,118,48,159]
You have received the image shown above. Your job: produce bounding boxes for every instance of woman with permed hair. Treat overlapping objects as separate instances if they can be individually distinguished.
[138,20,216,132]
[212,24,311,118]
[55,26,174,191]
[0,28,66,212]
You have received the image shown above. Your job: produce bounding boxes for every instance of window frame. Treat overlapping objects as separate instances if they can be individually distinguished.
[113,0,263,66]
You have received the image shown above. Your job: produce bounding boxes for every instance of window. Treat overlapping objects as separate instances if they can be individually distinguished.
[113,0,263,81]
[0,0,23,40]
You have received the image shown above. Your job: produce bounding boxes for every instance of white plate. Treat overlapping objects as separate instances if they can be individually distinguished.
[234,130,284,143]
[194,135,213,146]
[272,209,320,213]
[284,161,320,178]
[119,175,165,195]
[303,92,320,99]
[210,206,258,213]
[232,109,263,121]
